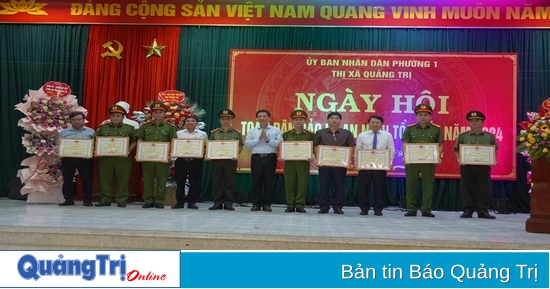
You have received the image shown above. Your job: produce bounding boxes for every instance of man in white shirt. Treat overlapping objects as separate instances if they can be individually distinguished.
[244,109,282,212]
[355,115,395,216]
[116,101,140,130]
[172,115,208,209]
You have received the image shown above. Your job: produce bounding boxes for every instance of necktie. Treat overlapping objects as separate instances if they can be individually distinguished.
[372,132,378,149]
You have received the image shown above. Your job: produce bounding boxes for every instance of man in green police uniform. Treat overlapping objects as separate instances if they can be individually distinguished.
[454,111,498,219]
[136,102,176,209]
[208,109,244,211]
[95,104,137,208]
[402,104,443,217]
[282,109,314,213]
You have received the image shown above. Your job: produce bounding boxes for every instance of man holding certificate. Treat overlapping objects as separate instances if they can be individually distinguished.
[313,112,355,215]
[136,102,176,209]
[58,111,96,207]
[355,115,395,216]
[208,109,243,211]
[454,111,498,219]
[172,115,208,210]
[282,109,314,213]
[244,109,282,212]
[95,104,137,208]
[402,104,443,218]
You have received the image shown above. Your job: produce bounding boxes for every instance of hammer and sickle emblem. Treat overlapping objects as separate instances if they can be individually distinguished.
[101,40,123,59]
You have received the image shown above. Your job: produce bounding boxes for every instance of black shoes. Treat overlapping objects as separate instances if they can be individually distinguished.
[187,203,199,209]
[58,200,75,206]
[262,205,272,212]
[83,201,93,207]
[224,204,235,211]
[95,202,111,207]
[404,211,417,217]
[285,207,295,213]
[421,211,435,218]
[360,210,369,215]
[318,208,329,214]
[171,203,184,209]
[117,202,126,208]
[142,203,154,208]
[155,203,164,209]
[478,211,496,219]
[374,211,383,216]
[460,212,473,218]
[209,204,223,210]
[333,208,344,214]
[250,205,261,211]
[295,207,306,213]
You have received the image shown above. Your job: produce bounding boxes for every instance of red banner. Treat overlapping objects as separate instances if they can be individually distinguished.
[1,0,550,28]
[229,50,517,180]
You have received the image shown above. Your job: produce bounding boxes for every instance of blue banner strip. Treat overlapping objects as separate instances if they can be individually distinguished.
[179,252,549,288]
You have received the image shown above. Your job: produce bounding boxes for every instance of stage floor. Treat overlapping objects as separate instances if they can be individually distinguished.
[0,199,548,250]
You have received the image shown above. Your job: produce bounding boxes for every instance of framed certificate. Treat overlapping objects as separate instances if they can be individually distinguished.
[316,145,353,168]
[459,144,496,165]
[403,143,440,164]
[59,138,94,159]
[135,141,170,163]
[206,140,239,159]
[355,149,392,170]
[95,136,129,157]
[279,141,313,161]
[171,138,204,158]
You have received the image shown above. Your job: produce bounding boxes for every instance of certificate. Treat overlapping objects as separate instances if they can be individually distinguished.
[316,145,352,168]
[95,136,129,157]
[403,143,440,164]
[135,141,170,163]
[279,141,313,161]
[355,149,391,170]
[206,140,239,159]
[459,144,496,165]
[171,138,204,158]
[59,138,94,158]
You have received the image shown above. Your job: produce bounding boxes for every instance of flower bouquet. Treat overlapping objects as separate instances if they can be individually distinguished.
[516,98,550,160]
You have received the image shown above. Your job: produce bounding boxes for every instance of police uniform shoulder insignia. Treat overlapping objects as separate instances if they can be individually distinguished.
[210,128,221,133]
[231,127,241,133]
[141,120,152,125]
[166,122,176,127]
[283,129,294,134]
[407,123,416,127]
[431,123,441,127]
[304,129,314,134]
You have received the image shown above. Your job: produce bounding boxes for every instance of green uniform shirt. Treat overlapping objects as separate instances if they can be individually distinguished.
[282,128,315,142]
[96,123,136,140]
[453,130,499,150]
[402,123,442,143]
[210,127,244,146]
[136,121,176,142]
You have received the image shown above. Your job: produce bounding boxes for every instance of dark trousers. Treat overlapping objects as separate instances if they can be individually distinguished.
[175,158,203,204]
[357,170,387,212]
[460,165,492,213]
[211,159,238,206]
[61,158,93,202]
[318,167,347,210]
[251,153,277,206]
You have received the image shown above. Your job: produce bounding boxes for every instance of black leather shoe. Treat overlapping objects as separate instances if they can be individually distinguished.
[83,201,93,207]
[95,202,111,207]
[224,204,235,211]
[374,211,383,216]
[187,203,199,209]
[295,207,306,213]
[209,204,223,210]
[360,210,369,215]
[250,205,261,211]
[460,212,473,218]
[117,202,126,208]
[478,212,496,219]
[285,207,295,213]
[334,208,344,214]
[171,203,184,209]
[421,211,435,218]
[404,211,417,217]
[155,203,164,209]
[262,205,272,212]
[142,203,154,208]
[58,200,75,206]
[318,208,329,214]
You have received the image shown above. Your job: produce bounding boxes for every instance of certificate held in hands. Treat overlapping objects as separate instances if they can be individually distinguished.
[279,141,312,161]
[459,144,496,165]
[206,140,239,159]
[171,138,204,158]
[403,143,440,164]
[59,138,94,159]
[95,136,129,157]
[355,149,391,170]
[136,140,170,163]
[316,145,352,168]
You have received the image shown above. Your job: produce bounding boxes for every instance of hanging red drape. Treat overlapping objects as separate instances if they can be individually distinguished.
[81,25,180,200]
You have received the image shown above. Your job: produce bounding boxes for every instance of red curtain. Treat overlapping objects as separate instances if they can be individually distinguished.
[81,25,180,200]
[83,25,180,127]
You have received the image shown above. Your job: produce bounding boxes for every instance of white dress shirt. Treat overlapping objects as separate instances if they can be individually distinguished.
[356,129,395,159]
[176,128,208,141]
[244,124,282,154]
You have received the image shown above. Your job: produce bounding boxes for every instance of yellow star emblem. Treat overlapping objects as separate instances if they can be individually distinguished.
[143,38,166,58]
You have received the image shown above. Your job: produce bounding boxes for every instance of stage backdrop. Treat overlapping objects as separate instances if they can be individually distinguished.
[229,50,517,180]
